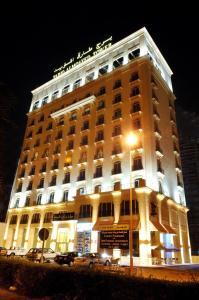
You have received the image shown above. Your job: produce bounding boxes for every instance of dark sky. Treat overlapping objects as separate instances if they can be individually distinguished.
[0,3,198,183]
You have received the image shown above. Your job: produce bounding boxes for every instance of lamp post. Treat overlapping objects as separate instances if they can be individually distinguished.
[126,133,137,276]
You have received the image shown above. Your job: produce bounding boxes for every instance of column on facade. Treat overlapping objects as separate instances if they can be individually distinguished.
[13,213,21,248]
[112,191,122,258]
[36,210,45,247]
[178,206,191,263]
[68,221,77,252]
[157,194,165,261]
[90,195,100,253]
[25,212,33,250]
[3,214,12,248]
[50,221,59,251]
[136,188,152,266]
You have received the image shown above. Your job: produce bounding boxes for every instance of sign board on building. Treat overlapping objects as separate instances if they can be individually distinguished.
[94,224,129,231]
[53,212,75,221]
[100,230,129,249]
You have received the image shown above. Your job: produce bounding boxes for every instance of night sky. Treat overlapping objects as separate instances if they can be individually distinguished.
[0,3,198,185]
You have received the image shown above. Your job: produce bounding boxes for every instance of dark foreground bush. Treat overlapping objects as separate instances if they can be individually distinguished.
[0,258,199,300]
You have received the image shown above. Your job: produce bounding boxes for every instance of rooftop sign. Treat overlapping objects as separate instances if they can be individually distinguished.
[53,36,112,78]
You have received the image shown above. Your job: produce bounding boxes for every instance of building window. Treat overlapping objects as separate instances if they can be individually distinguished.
[131,86,140,97]
[130,72,139,82]
[44,212,53,223]
[44,134,51,144]
[22,155,28,164]
[158,181,163,194]
[68,125,76,135]
[51,91,59,101]
[55,130,63,140]
[51,159,59,170]
[98,202,114,217]
[112,108,122,120]
[78,169,86,181]
[63,190,69,202]
[133,157,143,171]
[62,85,70,95]
[157,159,164,174]
[73,79,82,90]
[26,181,33,191]
[46,122,53,130]
[31,213,40,224]
[120,200,139,215]
[79,151,87,163]
[112,143,122,155]
[38,178,44,189]
[37,194,42,205]
[58,117,64,126]
[25,196,30,206]
[78,187,85,195]
[80,135,88,146]
[50,175,57,186]
[98,86,106,96]
[42,96,48,106]
[128,48,140,60]
[54,144,61,154]
[95,130,104,142]
[112,161,122,174]
[134,178,142,188]
[67,140,74,150]
[97,100,105,110]
[94,165,103,178]
[113,93,122,104]
[82,107,90,116]
[70,112,77,121]
[19,168,25,178]
[113,57,123,69]
[112,125,121,137]
[113,79,122,89]
[20,214,29,224]
[86,72,94,82]
[10,215,17,225]
[38,115,44,123]
[33,101,39,111]
[99,65,108,76]
[94,147,103,159]
[49,192,55,203]
[28,119,35,126]
[81,120,89,131]
[96,115,104,126]
[94,185,101,193]
[79,205,92,218]
[14,198,20,208]
[63,172,70,184]
[131,101,141,113]
[26,131,32,138]
[133,118,141,130]
[29,165,35,176]
[16,182,22,193]
[40,162,46,172]
[34,139,40,147]
[114,181,121,191]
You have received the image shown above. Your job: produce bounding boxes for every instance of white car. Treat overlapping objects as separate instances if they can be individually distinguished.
[7,247,28,257]
[26,248,58,263]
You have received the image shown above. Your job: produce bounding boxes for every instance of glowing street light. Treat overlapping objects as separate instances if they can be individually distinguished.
[126,133,137,276]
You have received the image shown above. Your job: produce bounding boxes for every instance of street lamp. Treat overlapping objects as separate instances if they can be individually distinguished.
[126,133,138,276]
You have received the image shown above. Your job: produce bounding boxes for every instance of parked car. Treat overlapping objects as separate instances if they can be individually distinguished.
[74,252,112,268]
[54,251,80,266]
[7,247,28,257]
[0,246,7,256]
[26,248,58,263]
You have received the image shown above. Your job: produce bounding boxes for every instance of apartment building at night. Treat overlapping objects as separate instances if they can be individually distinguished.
[4,28,191,265]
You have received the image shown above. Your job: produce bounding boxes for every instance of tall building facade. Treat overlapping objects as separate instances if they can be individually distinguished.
[4,28,191,265]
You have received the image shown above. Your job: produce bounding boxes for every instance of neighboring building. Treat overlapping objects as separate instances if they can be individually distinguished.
[176,106,199,256]
[4,28,191,265]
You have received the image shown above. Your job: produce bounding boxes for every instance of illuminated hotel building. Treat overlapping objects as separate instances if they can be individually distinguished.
[4,28,191,265]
